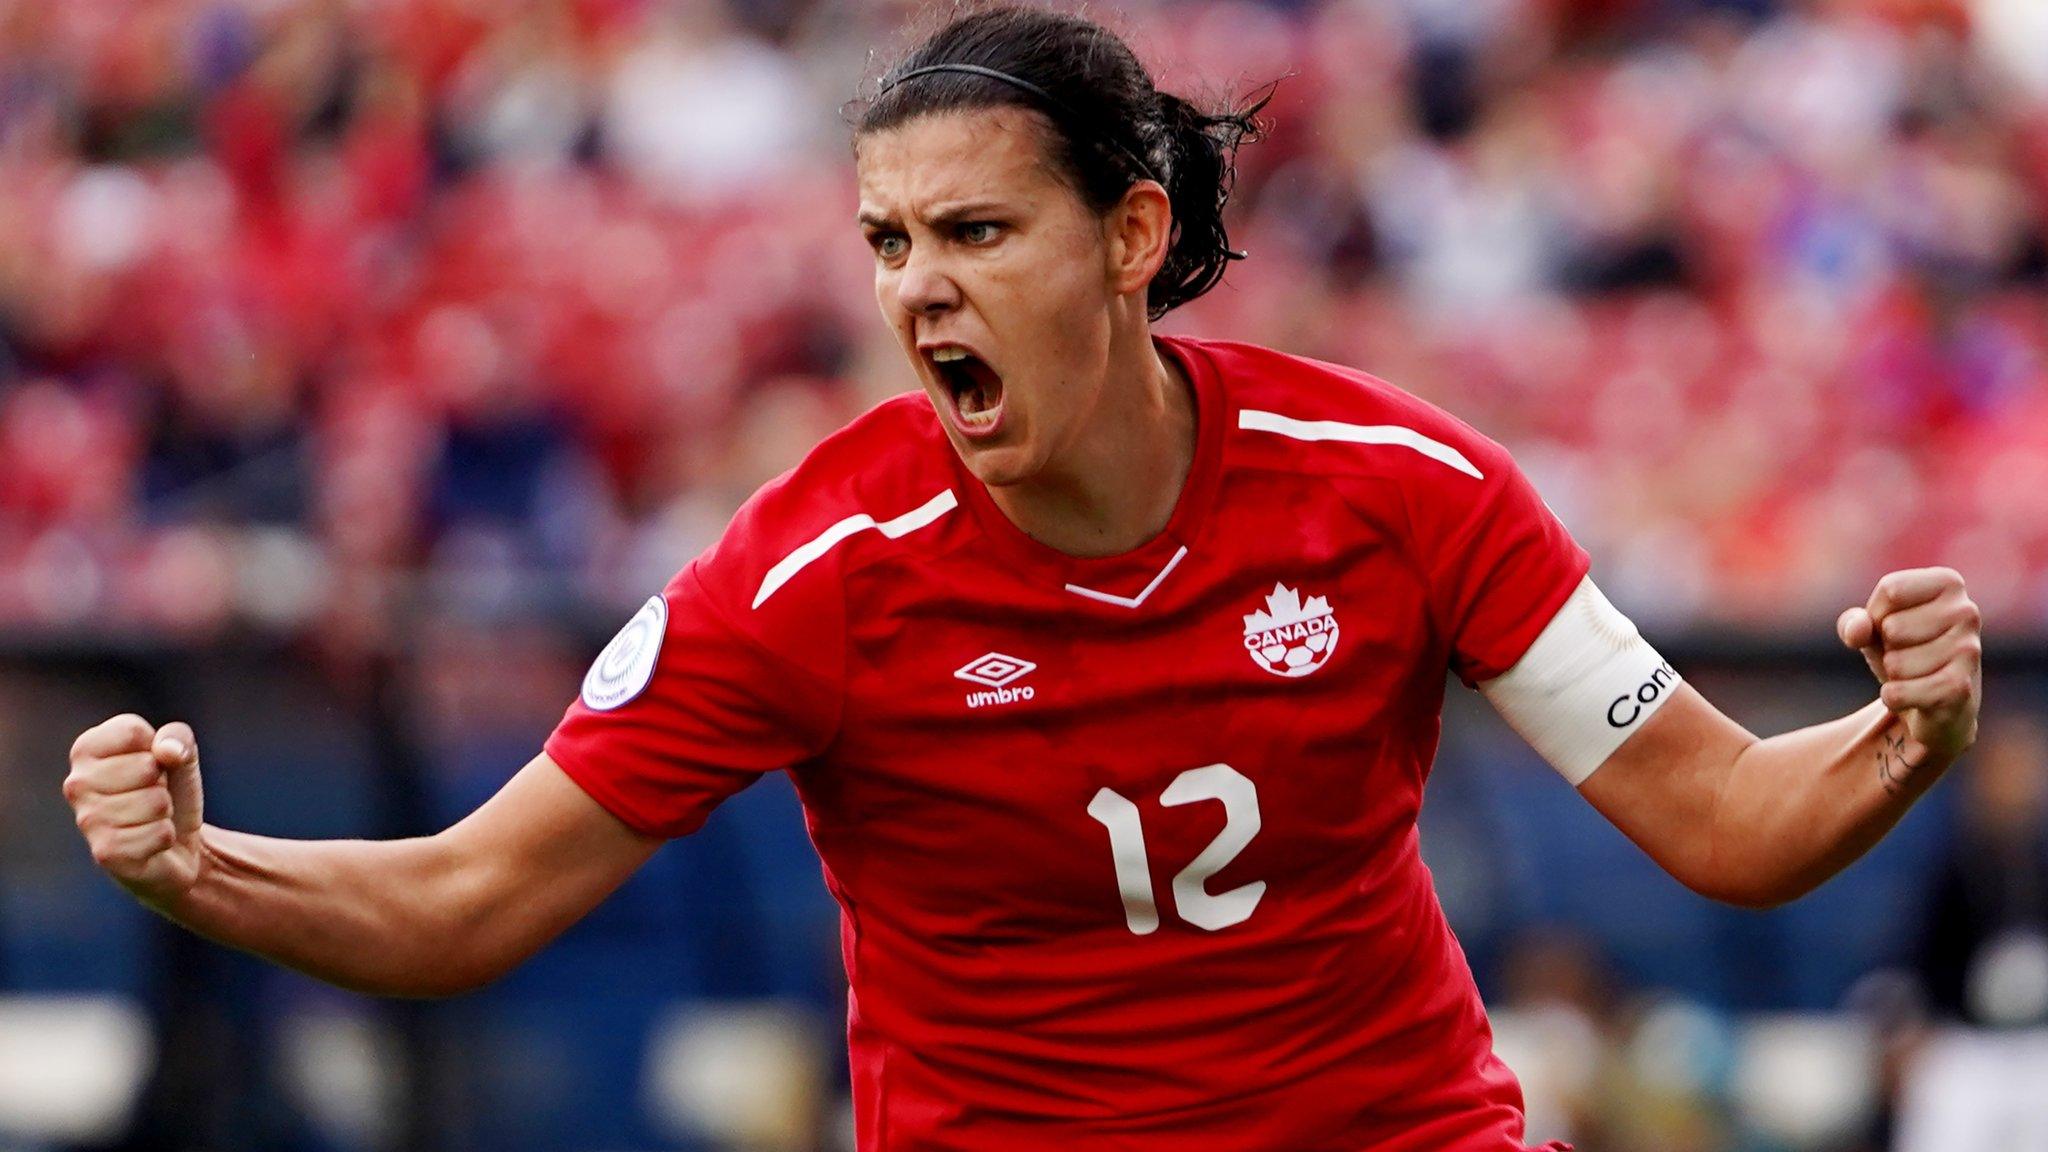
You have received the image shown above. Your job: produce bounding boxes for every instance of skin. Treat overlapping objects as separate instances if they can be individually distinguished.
[1581,566,1982,907]
[60,107,1981,993]
[855,107,1194,557]
[64,736,653,995]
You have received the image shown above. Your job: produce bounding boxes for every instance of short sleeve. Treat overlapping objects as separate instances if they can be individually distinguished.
[545,561,843,839]
[1411,442,1590,686]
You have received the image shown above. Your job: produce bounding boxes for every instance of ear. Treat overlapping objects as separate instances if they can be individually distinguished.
[1103,180,1173,302]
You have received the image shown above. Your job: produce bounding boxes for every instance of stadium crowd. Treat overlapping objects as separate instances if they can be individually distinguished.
[0,0,2045,642]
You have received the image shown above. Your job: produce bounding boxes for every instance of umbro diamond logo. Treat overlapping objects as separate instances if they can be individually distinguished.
[955,652,1037,708]
[1243,583,1340,678]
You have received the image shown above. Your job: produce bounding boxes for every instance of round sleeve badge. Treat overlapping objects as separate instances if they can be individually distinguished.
[581,595,668,711]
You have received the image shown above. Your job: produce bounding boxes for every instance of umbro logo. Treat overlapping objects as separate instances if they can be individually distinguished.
[955,652,1037,708]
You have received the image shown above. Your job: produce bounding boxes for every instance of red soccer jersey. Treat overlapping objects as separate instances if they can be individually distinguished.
[547,336,1588,1151]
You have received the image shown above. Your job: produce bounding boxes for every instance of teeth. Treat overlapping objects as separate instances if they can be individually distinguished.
[931,347,969,363]
[959,401,1001,426]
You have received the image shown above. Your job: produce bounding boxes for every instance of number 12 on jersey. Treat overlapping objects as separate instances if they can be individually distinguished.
[1086,763,1266,935]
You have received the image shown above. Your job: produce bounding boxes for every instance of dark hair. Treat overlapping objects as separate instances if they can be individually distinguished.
[855,6,1268,320]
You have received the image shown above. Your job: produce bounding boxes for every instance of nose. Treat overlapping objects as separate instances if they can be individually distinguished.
[894,251,961,318]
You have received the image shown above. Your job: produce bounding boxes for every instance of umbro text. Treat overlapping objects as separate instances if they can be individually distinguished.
[966,685,1035,708]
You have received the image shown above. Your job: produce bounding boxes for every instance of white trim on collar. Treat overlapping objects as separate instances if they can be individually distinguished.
[1064,545,1189,609]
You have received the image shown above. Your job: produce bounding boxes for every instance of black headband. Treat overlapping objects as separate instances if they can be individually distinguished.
[877,63,1161,184]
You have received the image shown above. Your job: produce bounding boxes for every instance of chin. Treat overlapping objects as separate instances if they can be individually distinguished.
[951,437,1042,489]
[959,448,1035,488]
[919,392,1035,485]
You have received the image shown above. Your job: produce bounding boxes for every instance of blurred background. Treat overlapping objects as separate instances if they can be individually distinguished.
[1,0,2046,1149]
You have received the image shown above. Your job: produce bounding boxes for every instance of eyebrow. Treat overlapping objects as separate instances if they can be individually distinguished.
[856,200,1012,230]
[928,201,1008,230]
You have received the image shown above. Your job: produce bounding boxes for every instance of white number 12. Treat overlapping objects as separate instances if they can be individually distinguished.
[1085,763,1266,935]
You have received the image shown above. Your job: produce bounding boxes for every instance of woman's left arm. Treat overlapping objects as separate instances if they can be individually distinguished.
[1573,568,1981,908]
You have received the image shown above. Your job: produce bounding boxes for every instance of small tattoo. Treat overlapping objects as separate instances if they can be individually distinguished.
[1877,728,1914,797]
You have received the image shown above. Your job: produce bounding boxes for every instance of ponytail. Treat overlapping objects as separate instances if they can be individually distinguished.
[1147,89,1269,320]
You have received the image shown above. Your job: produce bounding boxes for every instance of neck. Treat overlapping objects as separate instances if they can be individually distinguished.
[988,329,1196,558]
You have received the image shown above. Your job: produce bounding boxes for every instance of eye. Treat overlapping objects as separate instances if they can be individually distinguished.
[959,221,1002,245]
[871,233,908,261]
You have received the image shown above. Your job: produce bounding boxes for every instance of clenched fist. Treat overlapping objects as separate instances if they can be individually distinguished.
[1837,567,1983,772]
[63,714,206,909]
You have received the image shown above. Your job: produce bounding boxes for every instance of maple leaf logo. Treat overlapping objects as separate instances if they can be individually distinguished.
[1242,583,1333,634]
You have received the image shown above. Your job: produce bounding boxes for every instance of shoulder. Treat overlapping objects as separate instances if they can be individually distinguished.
[693,391,966,618]
[1180,337,1513,487]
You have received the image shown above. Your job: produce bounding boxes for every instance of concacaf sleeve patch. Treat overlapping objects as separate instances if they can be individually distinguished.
[581,595,668,712]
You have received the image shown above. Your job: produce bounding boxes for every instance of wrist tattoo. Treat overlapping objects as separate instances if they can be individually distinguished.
[1877,728,1915,797]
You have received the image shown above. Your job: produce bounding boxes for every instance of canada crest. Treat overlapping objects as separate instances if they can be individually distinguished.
[1243,583,1340,678]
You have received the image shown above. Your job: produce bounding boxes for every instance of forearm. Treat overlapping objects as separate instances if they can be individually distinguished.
[68,734,653,998]
[1584,688,1961,909]
[1578,568,1978,909]
[1706,700,1949,906]
[155,827,505,997]
[140,755,658,996]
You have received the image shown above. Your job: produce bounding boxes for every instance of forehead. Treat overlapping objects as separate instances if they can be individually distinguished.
[855,106,1066,216]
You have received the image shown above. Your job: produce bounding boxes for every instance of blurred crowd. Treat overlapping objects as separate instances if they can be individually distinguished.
[0,0,2043,643]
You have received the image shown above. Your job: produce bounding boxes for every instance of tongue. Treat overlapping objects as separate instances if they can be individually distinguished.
[957,360,1003,416]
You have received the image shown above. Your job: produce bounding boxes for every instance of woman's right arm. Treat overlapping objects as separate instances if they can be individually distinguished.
[63,714,661,997]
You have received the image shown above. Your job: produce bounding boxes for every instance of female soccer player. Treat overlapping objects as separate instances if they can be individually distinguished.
[64,8,1981,1150]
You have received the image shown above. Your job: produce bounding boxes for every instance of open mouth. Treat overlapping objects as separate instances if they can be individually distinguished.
[930,347,1006,438]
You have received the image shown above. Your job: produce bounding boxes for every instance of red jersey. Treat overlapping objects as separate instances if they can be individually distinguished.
[546,336,1587,1151]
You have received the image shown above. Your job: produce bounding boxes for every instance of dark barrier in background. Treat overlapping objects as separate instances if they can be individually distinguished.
[3,631,2037,1151]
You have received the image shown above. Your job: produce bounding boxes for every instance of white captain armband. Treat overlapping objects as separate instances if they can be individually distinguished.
[1477,577,1680,786]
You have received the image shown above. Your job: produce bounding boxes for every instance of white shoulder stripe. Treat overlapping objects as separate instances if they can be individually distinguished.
[1237,409,1484,479]
[752,489,958,609]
